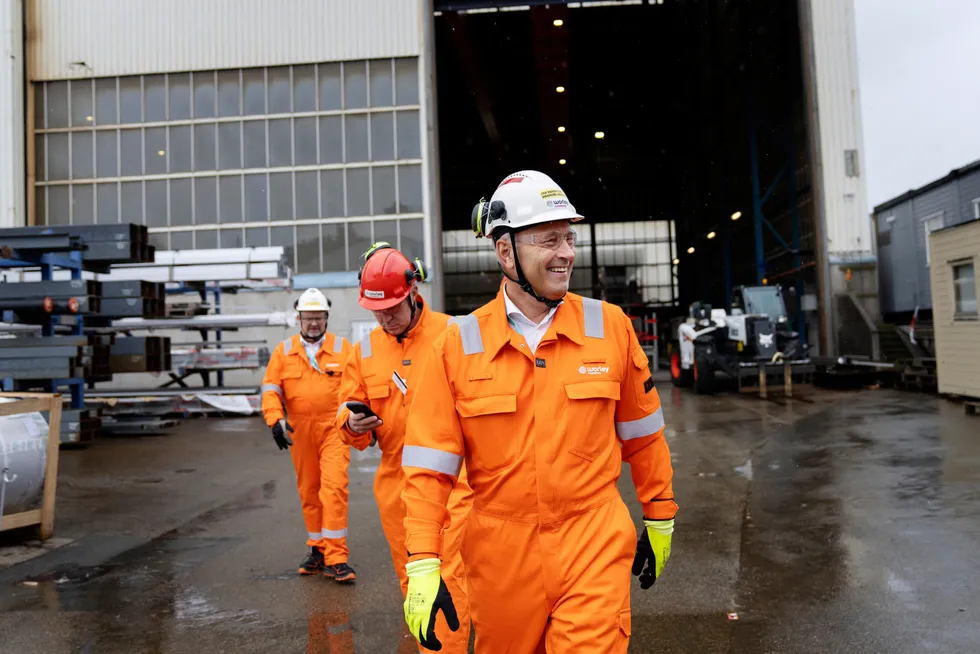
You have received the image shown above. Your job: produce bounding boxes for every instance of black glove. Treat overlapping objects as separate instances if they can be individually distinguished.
[271,420,294,450]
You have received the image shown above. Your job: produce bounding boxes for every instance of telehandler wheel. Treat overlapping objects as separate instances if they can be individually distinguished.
[693,349,716,395]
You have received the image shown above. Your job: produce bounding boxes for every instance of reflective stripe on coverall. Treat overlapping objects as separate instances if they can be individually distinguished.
[262,332,353,564]
[402,289,676,653]
[335,299,474,654]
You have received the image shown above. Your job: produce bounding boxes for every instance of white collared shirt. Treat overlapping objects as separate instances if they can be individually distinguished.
[302,336,324,369]
[503,284,561,353]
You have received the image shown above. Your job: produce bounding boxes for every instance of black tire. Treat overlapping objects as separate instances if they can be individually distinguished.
[693,348,716,394]
[670,348,692,387]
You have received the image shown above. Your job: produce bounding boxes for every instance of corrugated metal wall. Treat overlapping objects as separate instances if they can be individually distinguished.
[809,0,871,256]
[29,0,422,81]
[0,0,25,228]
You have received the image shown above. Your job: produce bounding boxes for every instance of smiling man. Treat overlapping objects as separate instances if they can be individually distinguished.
[400,170,678,653]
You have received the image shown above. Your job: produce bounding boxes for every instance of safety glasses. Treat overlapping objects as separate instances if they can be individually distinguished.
[516,228,577,251]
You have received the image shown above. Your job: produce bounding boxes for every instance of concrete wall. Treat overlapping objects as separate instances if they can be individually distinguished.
[928,220,980,398]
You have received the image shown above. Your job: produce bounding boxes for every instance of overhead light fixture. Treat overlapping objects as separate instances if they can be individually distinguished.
[687,246,695,254]
[731,211,742,221]
[556,86,565,93]
[157,150,165,156]
[707,231,716,239]
[85,115,93,122]
[559,158,567,165]
[594,131,605,139]
[553,18,563,26]
[672,258,680,265]
[558,126,566,133]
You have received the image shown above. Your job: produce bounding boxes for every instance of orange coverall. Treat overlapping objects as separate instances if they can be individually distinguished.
[402,289,677,653]
[262,332,353,564]
[336,300,474,653]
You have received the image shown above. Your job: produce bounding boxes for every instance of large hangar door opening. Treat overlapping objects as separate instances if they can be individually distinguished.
[434,0,814,324]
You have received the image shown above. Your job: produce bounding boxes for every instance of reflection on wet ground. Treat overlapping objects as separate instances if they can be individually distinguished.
[1,386,978,652]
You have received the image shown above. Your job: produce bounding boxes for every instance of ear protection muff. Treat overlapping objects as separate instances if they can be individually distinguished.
[405,257,428,285]
[471,198,507,239]
[357,241,394,281]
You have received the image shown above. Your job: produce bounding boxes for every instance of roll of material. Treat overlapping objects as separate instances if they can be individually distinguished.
[0,409,50,519]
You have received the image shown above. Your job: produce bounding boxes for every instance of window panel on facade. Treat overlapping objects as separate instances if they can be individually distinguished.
[398,165,422,213]
[321,169,345,217]
[170,229,194,251]
[217,70,241,117]
[293,65,316,113]
[119,128,142,177]
[169,73,192,121]
[48,185,70,225]
[34,84,45,129]
[96,183,118,224]
[145,180,168,227]
[169,125,192,173]
[72,184,95,225]
[193,71,216,118]
[271,225,295,270]
[396,110,420,159]
[47,133,69,180]
[400,218,424,260]
[369,60,394,107]
[243,69,266,115]
[217,122,242,170]
[170,178,193,226]
[70,79,93,127]
[218,175,243,223]
[345,115,369,162]
[96,131,118,178]
[373,218,398,249]
[318,63,342,111]
[95,78,118,126]
[119,77,142,124]
[346,168,370,216]
[269,171,293,221]
[294,117,317,165]
[220,227,244,249]
[296,224,320,273]
[347,220,372,267]
[143,75,167,122]
[194,123,217,171]
[196,228,217,249]
[194,176,217,225]
[34,135,45,181]
[321,222,346,271]
[243,120,267,169]
[246,226,268,248]
[318,115,343,164]
[46,82,68,128]
[149,231,168,251]
[344,61,368,109]
[268,118,292,167]
[373,166,396,215]
[295,171,318,219]
[268,66,291,114]
[71,131,94,180]
[36,187,47,225]
[395,58,419,106]
[144,127,167,175]
[244,173,268,221]
[371,112,395,161]
[120,181,143,224]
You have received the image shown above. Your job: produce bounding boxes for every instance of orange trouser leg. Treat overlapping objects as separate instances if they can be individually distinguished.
[318,427,351,565]
[376,463,473,654]
[288,419,324,547]
[462,497,635,654]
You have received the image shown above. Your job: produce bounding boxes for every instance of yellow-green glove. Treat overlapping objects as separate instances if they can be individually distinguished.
[404,558,459,651]
[631,518,673,589]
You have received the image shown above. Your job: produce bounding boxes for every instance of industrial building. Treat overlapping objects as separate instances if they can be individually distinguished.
[1,0,873,368]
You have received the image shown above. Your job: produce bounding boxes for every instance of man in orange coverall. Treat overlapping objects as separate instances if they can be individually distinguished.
[400,170,677,653]
[336,242,473,653]
[261,287,356,583]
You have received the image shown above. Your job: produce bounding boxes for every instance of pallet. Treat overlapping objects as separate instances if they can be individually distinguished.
[0,392,62,540]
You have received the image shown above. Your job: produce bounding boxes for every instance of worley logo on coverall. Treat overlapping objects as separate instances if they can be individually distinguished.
[579,365,610,375]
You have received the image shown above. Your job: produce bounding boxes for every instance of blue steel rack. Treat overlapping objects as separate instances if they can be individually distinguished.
[0,248,87,410]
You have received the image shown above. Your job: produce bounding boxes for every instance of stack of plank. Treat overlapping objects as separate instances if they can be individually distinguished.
[108,336,172,373]
[100,280,167,320]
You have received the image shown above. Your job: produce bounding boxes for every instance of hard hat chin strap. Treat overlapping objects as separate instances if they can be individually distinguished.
[502,229,564,309]
[395,294,422,343]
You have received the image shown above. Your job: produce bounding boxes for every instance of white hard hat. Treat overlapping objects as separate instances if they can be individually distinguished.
[294,288,330,312]
[472,170,584,239]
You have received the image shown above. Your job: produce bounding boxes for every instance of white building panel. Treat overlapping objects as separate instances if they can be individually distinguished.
[30,0,422,81]
[0,0,25,228]
[809,0,872,258]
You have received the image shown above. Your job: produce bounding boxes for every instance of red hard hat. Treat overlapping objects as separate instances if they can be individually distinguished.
[358,244,423,310]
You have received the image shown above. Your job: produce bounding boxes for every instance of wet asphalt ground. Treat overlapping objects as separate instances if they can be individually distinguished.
[1,381,979,653]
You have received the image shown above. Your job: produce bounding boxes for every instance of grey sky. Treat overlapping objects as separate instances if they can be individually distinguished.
[854,0,980,211]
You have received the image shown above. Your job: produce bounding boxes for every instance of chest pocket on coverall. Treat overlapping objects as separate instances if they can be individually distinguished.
[563,379,620,461]
[455,393,518,472]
